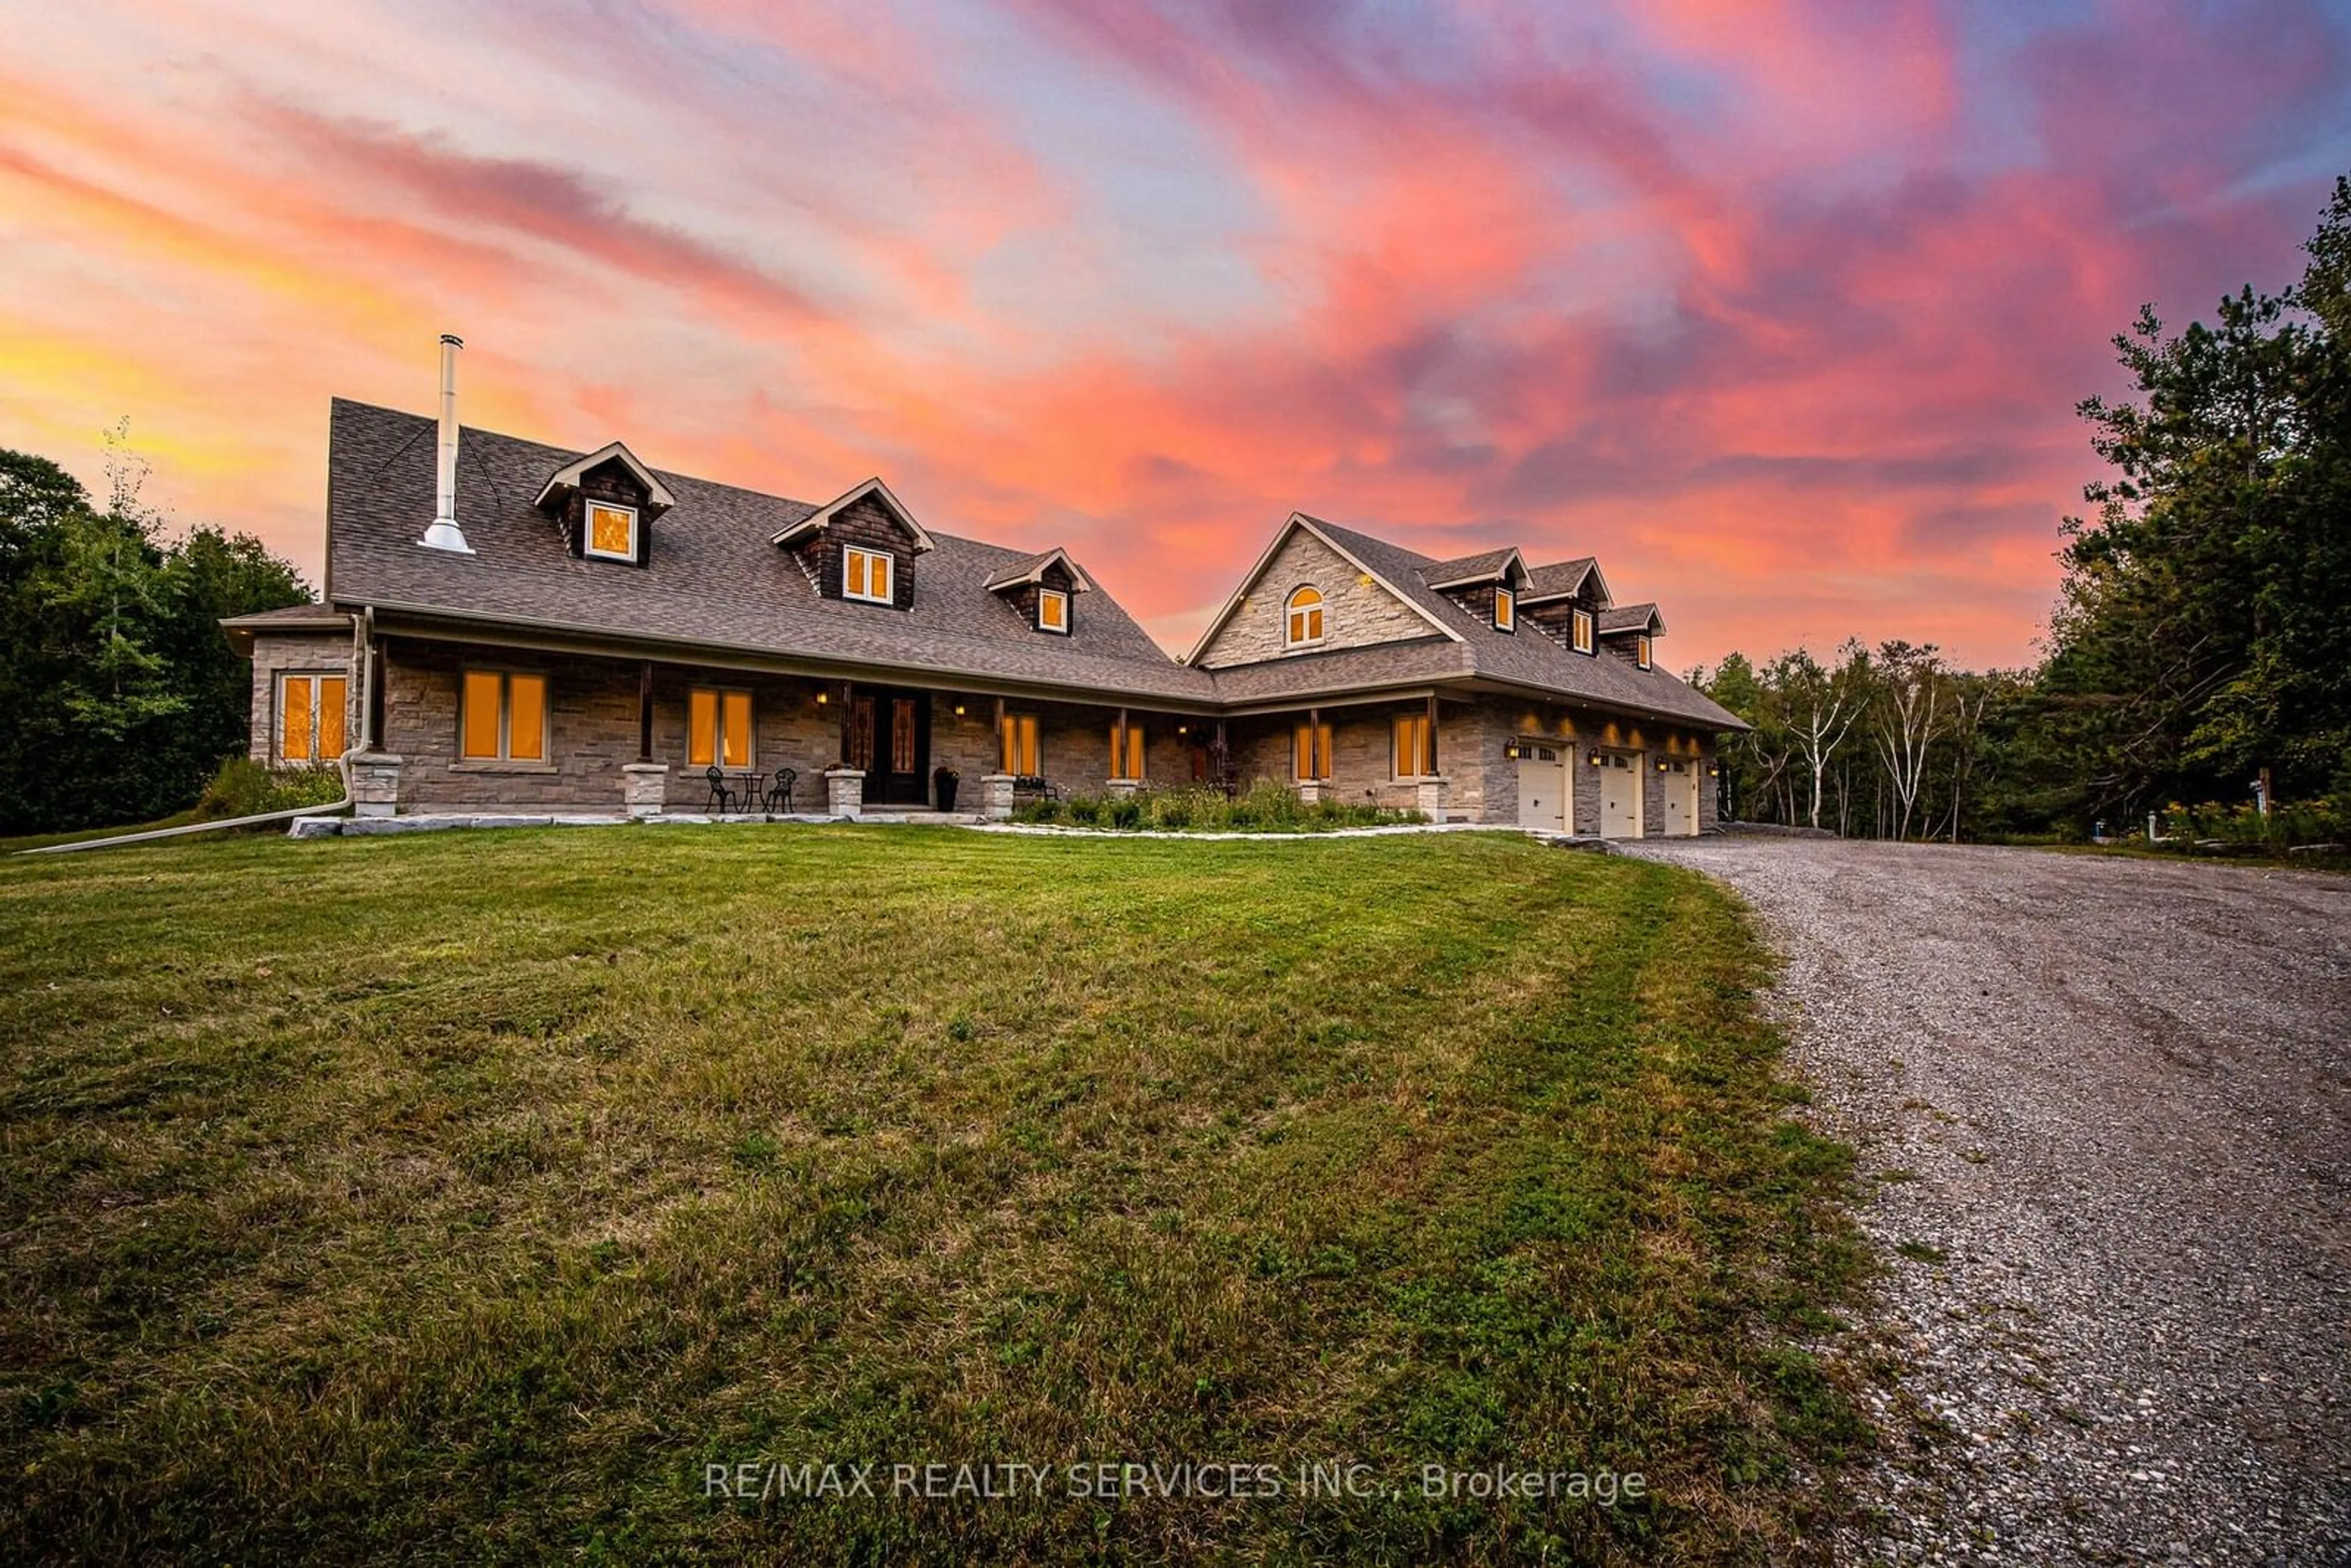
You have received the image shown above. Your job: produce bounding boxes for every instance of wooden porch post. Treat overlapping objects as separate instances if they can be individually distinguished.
[992,696,1007,771]
[839,680,854,764]
[636,661,654,762]
[1308,706,1321,777]
[1426,692,1439,774]
[1116,707,1128,778]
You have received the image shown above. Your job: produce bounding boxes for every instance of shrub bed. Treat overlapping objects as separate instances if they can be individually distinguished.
[1013,779,1426,833]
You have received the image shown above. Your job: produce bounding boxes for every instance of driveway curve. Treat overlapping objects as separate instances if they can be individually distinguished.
[1621,837,2351,1566]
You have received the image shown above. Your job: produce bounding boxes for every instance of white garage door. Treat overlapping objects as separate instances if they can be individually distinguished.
[1661,757,1700,836]
[1599,752,1641,838]
[1515,745,1567,833]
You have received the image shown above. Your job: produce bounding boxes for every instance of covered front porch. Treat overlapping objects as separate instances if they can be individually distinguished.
[353,634,1216,819]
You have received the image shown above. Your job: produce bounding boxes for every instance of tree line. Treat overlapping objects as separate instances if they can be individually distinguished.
[0,431,307,835]
[1697,178,2351,844]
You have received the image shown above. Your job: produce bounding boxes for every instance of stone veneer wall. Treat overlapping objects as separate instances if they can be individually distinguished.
[246,630,358,765]
[1193,528,1435,668]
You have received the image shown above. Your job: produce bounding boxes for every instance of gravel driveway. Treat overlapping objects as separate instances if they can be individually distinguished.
[1619,837,2351,1566]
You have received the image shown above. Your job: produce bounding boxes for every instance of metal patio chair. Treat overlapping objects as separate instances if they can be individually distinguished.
[703,765,735,814]
[763,768,797,814]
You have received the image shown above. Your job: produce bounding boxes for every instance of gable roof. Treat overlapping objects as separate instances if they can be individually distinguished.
[1183,511,1463,664]
[983,546,1096,594]
[1521,557,1608,605]
[767,476,937,553]
[533,440,677,512]
[1266,517,1741,730]
[321,400,1209,704]
[1600,602,1665,635]
[1420,546,1526,590]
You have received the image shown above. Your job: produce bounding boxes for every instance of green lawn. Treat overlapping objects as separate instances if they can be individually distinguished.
[0,827,1865,1565]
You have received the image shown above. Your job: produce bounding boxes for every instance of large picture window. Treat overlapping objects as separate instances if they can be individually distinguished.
[1292,719,1333,781]
[1392,712,1436,779]
[460,670,548,763]
[844,546,894,604]
[277,672,347,764]
[1000,712,1040,775]
[688,688,754,768]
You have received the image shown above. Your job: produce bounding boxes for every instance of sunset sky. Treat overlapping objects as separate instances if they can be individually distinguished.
[4,1,2347,670]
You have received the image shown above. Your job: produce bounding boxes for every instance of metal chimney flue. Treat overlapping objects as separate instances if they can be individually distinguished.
[418,332,474,553]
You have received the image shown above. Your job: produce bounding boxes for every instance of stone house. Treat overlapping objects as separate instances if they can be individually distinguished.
[225,361,1742,834]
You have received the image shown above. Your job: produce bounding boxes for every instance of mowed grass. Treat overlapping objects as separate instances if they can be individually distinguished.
[0,827,1865,1565]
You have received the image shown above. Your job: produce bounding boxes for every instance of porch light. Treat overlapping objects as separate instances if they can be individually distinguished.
[815,691,828,705]
[1588,751,1602,766]
[1657,760,1668,770]
[954,703,966,717]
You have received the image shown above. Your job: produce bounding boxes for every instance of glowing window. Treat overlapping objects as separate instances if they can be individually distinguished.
[1038,588,1070,634]
[460,671,547,762]
[1573,608,1595,654]
[844,546,894,604]
[276,672,347,764]
[1637,634,1653,670]
[1493,588,1515,632]
[688,688,754,768]
[1291,720,1333,781]
[1000,712,1040,776]
[1392,712,1436,779]
[1284,586,1325,648]
[1109,719,1144,781]
[585,500,637,561]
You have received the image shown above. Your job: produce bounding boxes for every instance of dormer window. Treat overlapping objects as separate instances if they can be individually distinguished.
[1573,607,1595,655]
[1038,587,1070,634]
[1637,634,1653,670]
[1285,585,1325,648]
[584,500,638,562]
[1494,587,1515,632]
[844,546,894,605]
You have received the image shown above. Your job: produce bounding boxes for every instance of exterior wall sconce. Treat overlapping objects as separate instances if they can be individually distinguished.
[1177,724,1189,736]
[1587,751,1603,766]
[1656,759,1668,770]
[1708,765,1720,777]
[815,691,828,705]
[953,703,966,716]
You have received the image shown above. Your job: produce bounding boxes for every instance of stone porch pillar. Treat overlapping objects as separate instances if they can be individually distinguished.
[1414,776,1450,822]
[1105,779,1139,798]
[823,766,865,819]
[621,762,669,819]
[349,752,403,817]
[978,774,1016,822]
[1295,779,1321,806]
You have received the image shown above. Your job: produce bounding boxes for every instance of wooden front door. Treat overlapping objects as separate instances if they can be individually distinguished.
[848,686,931,805]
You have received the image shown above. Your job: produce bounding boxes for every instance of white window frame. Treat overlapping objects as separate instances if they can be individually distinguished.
[1038,587,1070,635]
[275,670,347,765]
[844,545,894,605]
[1637,634,1652,670]
[1572,607,1595,655]
[1284,585,1326,650]
[583,500,639,563]
[1493,587,1515,633]
[688,686,756,770]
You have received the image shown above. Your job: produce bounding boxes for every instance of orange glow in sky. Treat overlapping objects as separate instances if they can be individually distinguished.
[4,0,2345,669]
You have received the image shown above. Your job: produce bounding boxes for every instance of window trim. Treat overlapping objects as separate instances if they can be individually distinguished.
[454,669,554,771]
[274,670,348,766]
[844,544,895,605]
[1037,587,1071,635]
[688,685,756,770]
[1391,711,1436,781]
[1572,607,1595,655]
[1493,587,1515,633]
[1284,585,1326,650]
[583,499,639,563]
[1636,634,1652,670]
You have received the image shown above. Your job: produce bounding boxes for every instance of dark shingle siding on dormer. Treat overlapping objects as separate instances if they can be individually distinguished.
[811,495,919,609]
[559,457,656,565]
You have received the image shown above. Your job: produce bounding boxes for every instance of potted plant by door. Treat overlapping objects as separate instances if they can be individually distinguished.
[933,765,961,812]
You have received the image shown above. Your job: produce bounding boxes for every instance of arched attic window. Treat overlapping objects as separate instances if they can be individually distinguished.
[1285,585,1325,648]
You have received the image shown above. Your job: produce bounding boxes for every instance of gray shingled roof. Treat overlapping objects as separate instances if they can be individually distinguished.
[1521,557,1598,601]
[323,400,1215,705]
[1419,546,1520,587]
[1600,603,1662,634]
[1297,517,1744,729]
